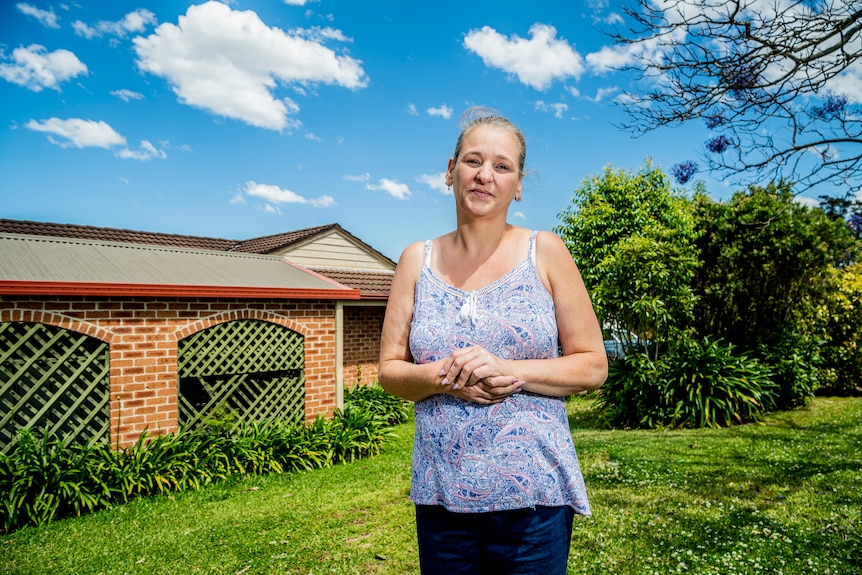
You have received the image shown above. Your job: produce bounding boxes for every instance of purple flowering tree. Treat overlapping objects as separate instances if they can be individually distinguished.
[613,0,862,199]
[671,160,699,185]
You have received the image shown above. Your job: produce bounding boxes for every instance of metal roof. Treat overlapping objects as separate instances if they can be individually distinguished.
[0,219,395,298]
[0,233,360,299]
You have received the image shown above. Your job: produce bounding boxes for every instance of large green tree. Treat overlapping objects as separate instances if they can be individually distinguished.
[691,181,860,406]
[556,161,700,359]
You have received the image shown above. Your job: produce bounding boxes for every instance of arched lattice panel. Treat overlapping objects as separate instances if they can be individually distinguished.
[0,322,110,454]
[177,320,305,429]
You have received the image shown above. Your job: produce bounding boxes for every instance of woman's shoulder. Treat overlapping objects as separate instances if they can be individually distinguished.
[534,229,569,256]
[395,240,428,273]
[533,230,578,294]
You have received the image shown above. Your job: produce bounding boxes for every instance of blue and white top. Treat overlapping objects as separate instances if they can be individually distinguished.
[408,231,591,515]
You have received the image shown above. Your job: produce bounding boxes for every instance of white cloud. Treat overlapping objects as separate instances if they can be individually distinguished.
[587,86,620,103]
[825,63,862,105]
[407,103,418,115]
[115,140,167,161]
[25,117,126,148]
[133,1,368,131]
[16,3,59,28]
[111,88,144,102]
[427,104,453,119]
[284,0,317,5]
[244,181,335,207]
[343,172,371,182]
[417,172,449,195]
[584,27,685,79]
[0,44,87,91]
[25,117,163,162]
[794,195,819,208]
[291,26,350,43]
[366,178,411,200]
[535,101,568,118]
[463,23,584,90]
[512,211,527,220]
[73,9,157,39]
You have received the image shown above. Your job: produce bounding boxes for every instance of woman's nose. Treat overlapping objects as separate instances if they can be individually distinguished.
[474,164,490,182]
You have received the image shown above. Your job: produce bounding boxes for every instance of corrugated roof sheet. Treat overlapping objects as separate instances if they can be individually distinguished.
[0,219,393,298]
[0,234,359,299]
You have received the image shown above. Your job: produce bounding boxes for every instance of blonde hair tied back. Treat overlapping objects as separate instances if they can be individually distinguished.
[453,106,527,178]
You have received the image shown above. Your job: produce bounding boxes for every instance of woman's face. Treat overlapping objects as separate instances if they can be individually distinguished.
[446,124,523,220]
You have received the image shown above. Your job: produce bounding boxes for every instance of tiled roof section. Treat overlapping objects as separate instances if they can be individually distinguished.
[308,267,393,299]
[230,224,338,254]
[0,219,237,252]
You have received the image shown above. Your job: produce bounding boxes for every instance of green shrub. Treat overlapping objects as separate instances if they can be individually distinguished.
[0,386,407,534]
[597,337,775,429]
[661,337,776,428]
[343,380,411,426]
[756,331,820,409]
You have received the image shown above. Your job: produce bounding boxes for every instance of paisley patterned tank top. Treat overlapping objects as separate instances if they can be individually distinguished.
[408,231,591,515]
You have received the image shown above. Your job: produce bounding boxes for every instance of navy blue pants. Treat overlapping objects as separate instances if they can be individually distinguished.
[415,504,575,575]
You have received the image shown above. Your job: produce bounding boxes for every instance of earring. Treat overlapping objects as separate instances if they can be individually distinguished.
[515,194,522,202]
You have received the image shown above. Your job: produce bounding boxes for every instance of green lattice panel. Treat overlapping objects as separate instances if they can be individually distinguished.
[177,320,305,428]
[0,322,110,454]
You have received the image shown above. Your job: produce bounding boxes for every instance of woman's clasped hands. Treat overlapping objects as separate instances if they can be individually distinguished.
[436,345,524,404]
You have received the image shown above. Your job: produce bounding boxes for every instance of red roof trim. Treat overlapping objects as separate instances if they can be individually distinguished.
[0,280,361,300]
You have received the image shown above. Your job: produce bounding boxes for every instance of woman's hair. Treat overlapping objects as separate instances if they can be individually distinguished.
[452,106,526,178]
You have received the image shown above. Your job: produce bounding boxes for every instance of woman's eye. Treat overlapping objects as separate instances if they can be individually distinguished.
[496,164,511,171]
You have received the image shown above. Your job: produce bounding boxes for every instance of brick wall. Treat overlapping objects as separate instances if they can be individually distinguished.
[342,305,385,387]
[0,296,337,447]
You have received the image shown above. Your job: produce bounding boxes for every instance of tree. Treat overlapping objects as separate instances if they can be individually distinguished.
[815,263,862,394]
[556,161,700,359]
[614,0,862,197]
[819,194,862,240]
[691,180,860,406]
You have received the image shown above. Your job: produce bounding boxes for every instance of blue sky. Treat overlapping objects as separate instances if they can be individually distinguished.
[2,0,751,260]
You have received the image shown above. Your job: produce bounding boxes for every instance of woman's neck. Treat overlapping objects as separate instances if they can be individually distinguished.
[450,219,511,260]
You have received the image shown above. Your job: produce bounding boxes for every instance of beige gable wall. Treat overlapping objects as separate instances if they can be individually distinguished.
[275,229,395,271]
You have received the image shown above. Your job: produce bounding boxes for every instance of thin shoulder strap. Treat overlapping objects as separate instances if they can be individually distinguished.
[529,230,539,264]
[423,239,433,267]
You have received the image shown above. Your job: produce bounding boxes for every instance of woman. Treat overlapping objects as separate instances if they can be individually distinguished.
[378,107,608,574]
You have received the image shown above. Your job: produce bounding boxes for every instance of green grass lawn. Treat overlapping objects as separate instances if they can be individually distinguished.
[2,397,860,575]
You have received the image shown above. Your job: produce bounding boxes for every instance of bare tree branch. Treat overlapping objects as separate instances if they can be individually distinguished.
[614,0,862,197]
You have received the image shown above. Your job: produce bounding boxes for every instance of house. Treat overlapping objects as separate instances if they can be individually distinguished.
[0,219,394,451]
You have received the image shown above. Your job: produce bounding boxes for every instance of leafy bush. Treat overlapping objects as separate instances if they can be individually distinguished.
[0,386,407,533]
[343,380,411,426]
[814,263,862,396]
[755,332,820,409]
[596,337,775,429]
